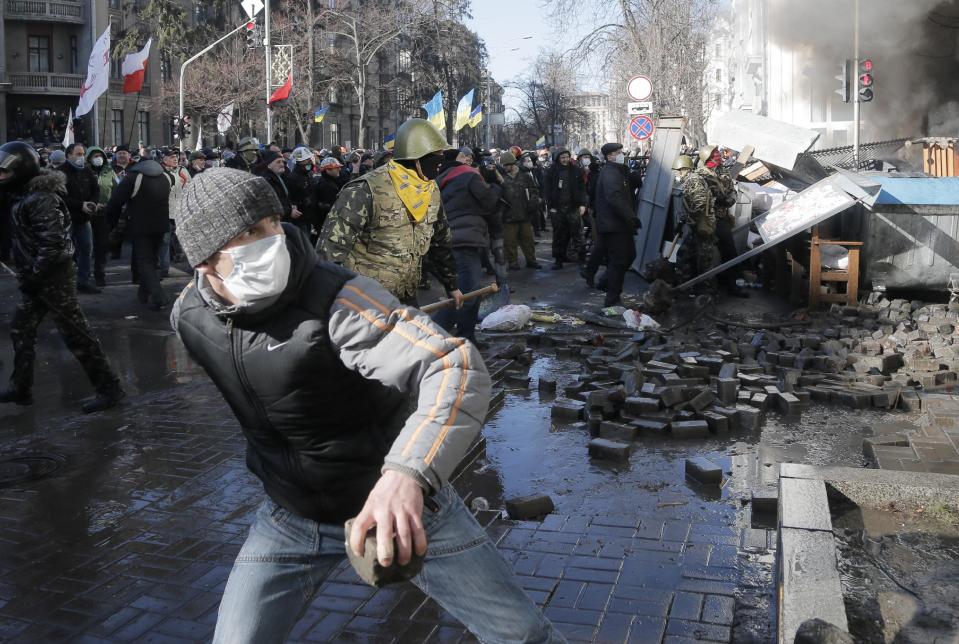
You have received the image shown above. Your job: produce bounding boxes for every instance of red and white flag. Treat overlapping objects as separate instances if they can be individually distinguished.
[76,26,111,116]
[121,38,152,94]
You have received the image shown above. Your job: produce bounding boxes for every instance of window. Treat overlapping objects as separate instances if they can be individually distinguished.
[715,69,722,82]
[714,93,722,107]
[137,111,149,144]
[328,85,338,103]
[329,123,339,148]
[28,36,50,73]
[716,44,721,57]
[111,109,124,146]
[111,56,122,80]
[70,36,79,73]
[108,0,121,8]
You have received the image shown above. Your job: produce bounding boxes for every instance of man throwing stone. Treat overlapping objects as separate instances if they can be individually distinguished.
[171,168,565,644]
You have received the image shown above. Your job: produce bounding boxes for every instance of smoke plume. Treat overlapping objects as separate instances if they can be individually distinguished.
[767,0,959,141]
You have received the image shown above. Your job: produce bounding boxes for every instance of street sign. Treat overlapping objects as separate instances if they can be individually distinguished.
[627,75,653,101]
[551,124,562,134]
[240,0,264,21]
[628,115,655,141]
[627,101,653,115]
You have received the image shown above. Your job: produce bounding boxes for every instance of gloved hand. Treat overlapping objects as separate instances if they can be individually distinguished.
[630,217,642,233]
[19,275,42,296]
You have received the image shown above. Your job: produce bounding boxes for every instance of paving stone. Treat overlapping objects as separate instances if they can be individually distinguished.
[687,389,716,411]
[588,438,631,461]
[779,478,831,532]
[668,591,704,621]
[624,396,660,414]
[685,458,723,485]
[778,528,848,643]
[505,495,555,520]
[632,418,669,434]
[550,399,584,421]
[659,386,687,407]
[599,421,639,443]
[670,421,709,440]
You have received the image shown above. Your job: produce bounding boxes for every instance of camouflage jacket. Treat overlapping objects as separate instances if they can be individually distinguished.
[316,164,457,301]
[696,166,737,222]
[681,171,715,237]
[500,169,538,224]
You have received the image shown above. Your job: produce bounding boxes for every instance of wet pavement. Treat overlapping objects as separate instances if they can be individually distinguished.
[0,237,938,643]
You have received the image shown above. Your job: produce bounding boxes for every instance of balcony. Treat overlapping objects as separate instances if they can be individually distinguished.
[9,72,84,95]
[4,0,84,23]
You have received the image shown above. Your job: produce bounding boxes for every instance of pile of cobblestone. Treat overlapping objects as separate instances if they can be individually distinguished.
[524,295,959,464]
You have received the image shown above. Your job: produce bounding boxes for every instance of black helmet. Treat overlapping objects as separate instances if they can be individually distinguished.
[0,141,41,190]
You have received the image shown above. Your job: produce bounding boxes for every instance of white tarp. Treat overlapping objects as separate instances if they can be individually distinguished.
[708,111,820,171]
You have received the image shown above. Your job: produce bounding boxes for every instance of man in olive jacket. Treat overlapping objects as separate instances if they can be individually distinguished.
[170,169,565,644]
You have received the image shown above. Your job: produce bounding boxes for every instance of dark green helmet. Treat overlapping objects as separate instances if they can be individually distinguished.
[392,118,450,161]
[672,155,694,171]
[698,145,718,164]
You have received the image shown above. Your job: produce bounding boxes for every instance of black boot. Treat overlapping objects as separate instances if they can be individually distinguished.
[81,386,126,414]
[579,267,595,287]
[0,388,33,406]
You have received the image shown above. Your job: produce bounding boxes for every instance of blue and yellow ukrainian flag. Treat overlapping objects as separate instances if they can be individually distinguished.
[535,135,546,149]
[454,89,475,131]
[313,106,328,124]
[467,104,483,128]
[383,132,396,150]
[422,90,446,131]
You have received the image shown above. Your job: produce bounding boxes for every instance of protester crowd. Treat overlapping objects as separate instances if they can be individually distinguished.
[0,118,673,417]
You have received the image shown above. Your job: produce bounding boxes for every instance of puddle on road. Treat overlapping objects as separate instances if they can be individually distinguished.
[482,352,889,524]
[833,502,959,643]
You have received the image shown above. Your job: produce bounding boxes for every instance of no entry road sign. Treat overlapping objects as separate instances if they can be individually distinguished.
[629,115,655,141]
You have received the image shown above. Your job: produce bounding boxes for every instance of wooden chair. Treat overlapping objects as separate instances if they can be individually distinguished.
[808,225,861,308]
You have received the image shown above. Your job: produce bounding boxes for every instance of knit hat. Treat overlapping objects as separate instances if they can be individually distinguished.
[601,142,624,157]
[319,157,342,171]
[49,150,66,166]
[175,168,283,266]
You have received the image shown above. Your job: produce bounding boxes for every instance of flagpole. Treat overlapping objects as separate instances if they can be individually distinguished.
[101,95,108,146]
[126,91,141,147]
[90,0,99,146]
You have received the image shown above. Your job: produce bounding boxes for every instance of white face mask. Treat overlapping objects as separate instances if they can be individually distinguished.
[614,153,626,165]
[580,158,591,168]
[217,233,290,307]
[91,157,104,168]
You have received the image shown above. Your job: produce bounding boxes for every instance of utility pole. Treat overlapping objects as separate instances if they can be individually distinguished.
[485,73,492,148]
[264,0,273,143]
[853,0,860,170]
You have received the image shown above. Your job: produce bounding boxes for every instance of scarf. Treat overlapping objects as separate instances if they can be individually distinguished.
[386,161,435,223]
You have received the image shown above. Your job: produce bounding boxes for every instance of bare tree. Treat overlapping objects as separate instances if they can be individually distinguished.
[548,0,718,144]
[511,51,587,148]
[317,0,431,148]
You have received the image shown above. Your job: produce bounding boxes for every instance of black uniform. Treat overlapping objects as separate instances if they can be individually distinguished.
[543,152,588,265]
[6,170,119,397]
[586,162,641,307]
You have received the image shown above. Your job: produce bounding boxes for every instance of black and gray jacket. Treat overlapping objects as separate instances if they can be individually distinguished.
[171,226,490,523]
[9,170,74,278]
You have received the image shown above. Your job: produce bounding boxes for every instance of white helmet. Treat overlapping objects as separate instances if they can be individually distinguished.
[291,146,313,163]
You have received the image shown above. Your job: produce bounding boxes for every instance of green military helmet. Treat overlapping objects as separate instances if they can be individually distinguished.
[576,148,591,158]
[392,118,451,161]
[238,136,260,153]
[499,151,517,165]
[672,155,694,171]
[698,144,718,164]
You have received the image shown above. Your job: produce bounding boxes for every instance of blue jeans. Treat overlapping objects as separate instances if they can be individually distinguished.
[434,247,485,341]
[72,221,93,284]
[212,484,565,644]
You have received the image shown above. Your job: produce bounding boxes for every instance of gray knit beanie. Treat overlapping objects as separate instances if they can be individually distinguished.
[175,168,283,266]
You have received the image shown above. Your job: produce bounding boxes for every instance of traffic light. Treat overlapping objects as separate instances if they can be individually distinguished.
[245,20,257,49]
[173,116,183,141]
[834,59,850,103]
[858,58,874,103]
[183,115,193,139]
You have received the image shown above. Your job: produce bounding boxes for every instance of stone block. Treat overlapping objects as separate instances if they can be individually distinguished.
[551,399,584,421]
[624,396,659,414]
[779,478,831,531]
[751,490,778,515]
[735,405,763,431]
[505,494,556,520]
[718,363,739,379]
[685,457,723,485]
[750,392,769,411]
[632,418,669,434]
[716,378,739,405]
[688,388,716,411]
[659,386,686,407]
[538,378,557,394]
[599,421,638,442]
[588,438,631,461]
[670,420,709,439]
[700,411,729,434]
[777,392,802,416]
